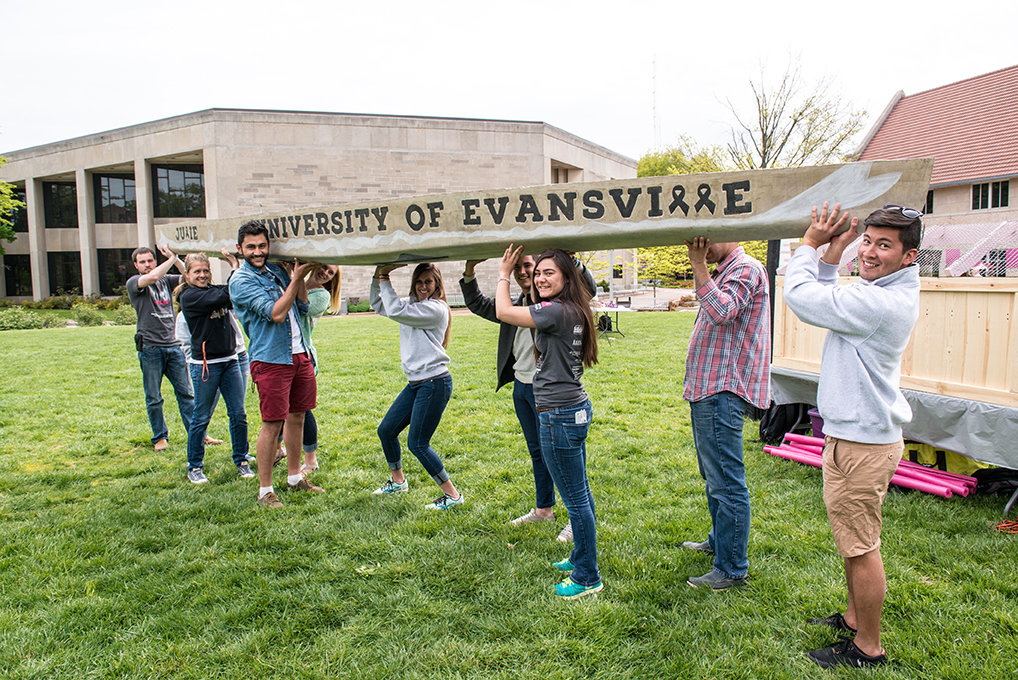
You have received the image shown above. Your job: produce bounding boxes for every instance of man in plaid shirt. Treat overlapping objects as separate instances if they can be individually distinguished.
[681,237,771,590]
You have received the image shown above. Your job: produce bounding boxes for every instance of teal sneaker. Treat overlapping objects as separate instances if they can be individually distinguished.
[554,576,603,600]
[552,558,574,572]
[425,492,464,510]
[373,479,409,495]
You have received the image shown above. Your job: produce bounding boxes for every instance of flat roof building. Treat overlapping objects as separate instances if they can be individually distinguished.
[1,108,637,300]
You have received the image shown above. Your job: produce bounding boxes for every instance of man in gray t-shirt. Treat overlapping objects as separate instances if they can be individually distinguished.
[127,244,194,451]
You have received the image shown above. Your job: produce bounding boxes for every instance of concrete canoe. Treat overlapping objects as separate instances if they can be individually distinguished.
[157,158,934,264]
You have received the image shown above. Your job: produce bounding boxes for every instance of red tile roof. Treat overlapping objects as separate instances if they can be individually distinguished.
[858,64,1018,186]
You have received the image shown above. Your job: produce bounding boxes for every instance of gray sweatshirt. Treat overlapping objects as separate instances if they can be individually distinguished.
[370,278,451,382]
[783,245,920,444]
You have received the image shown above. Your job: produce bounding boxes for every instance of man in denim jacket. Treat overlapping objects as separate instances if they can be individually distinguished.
[229,220,324,508]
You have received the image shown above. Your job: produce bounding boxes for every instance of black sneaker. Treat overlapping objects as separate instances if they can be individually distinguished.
[686,569,748,590]
[681,539,714,555]
[807,612,857,634]
[807,637,886,669]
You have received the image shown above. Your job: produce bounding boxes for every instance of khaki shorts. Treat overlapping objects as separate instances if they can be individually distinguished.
[822,437,903,558]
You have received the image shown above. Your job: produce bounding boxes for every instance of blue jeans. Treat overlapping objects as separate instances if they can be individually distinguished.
[539,399,599,587]
[139,345,195,444]
[689,391,750,579]
[378,374,452,484]
[303,410,317,453]
[513,380,556,509]
[187,360,249,469]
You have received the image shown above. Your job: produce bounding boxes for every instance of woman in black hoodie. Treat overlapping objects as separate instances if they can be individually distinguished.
[175,253,251,484]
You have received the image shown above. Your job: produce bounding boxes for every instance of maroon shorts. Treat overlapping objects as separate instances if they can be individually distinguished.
[250,353,317,422]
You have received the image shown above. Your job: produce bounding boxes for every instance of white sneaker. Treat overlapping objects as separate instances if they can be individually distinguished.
[510,508,555,526]
[556,520,573,542]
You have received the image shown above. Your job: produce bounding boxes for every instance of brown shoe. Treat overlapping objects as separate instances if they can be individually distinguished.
[204,435,223,446]
[257,491,283,508]
[272,445,286,467]
[288,478,324,493]
[153,439,169,451]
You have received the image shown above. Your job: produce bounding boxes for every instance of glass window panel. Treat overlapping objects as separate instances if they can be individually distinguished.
[13,188,28,232]
[3,254,32,296]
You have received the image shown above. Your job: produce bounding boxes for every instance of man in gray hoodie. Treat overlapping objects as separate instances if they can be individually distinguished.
[783,202,922,669]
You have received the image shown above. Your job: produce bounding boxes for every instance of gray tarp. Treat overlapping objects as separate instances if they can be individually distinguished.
[770,365,1018,470]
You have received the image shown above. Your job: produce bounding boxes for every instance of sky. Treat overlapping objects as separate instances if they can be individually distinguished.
[2,0,1016,162]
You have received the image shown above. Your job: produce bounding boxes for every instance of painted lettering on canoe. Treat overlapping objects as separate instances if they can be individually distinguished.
[171,180,753,243]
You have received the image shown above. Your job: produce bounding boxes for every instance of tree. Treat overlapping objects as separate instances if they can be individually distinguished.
[636,138,730,285]
[724,60,866,170]
[0,156,25,257]
[637,136,727,177]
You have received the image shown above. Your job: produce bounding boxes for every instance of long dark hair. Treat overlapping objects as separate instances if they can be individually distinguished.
[409,263,451,349]
[533,250,598,367]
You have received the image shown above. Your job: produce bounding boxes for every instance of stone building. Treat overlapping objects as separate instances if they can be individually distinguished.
[1,109,637,301]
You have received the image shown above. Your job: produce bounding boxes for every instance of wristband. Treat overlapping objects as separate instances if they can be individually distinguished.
[498,277,511,284]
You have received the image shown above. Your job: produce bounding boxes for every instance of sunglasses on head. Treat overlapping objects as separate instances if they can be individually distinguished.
[883,205,924,220]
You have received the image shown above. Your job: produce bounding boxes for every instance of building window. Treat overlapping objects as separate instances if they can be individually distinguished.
[43,182,78,228]
[47,251,82,296]
[613,264,623,279]
[552,167,568,184]
[9,188,28,233]
[94,174,137,223]
[924,190,934,216]
[3,254,32,296]
[973,180,1009,210]
[97,248,134,296]
[152,164,205,218]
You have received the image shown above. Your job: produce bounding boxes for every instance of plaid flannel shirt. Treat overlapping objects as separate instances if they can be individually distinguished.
[683,247,771,409]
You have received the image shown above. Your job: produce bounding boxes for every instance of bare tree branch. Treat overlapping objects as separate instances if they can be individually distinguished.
[723,59,865,169]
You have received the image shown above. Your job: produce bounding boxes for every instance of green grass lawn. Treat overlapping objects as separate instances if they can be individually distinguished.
[0,313,1014,679]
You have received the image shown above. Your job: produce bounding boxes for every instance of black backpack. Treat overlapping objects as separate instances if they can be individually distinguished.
[757,402,812,445]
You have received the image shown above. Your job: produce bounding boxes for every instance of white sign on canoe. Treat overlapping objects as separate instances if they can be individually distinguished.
[158,158,934,265]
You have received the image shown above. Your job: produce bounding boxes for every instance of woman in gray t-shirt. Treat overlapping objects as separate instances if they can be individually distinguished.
[495,246,602,601]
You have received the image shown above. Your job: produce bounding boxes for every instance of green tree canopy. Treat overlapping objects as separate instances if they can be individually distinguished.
[637,136,727,178]
[636,138,742,285]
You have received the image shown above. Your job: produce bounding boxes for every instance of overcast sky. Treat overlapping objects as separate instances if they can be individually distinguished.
[3,0,1016,162]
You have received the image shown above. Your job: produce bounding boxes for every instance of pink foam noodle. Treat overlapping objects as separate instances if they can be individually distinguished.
[784,440,824,456]
[898,459,977,488]
[891,465,970,497]
[765,445,957,499]
[784,433,826,448]
[889,473,953,499]
[764,446,822,468]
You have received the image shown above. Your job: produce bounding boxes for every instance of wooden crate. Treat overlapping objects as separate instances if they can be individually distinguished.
[773,277,1018,409]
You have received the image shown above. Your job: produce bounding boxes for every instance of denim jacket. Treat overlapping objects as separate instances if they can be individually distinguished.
[228,260,310,365]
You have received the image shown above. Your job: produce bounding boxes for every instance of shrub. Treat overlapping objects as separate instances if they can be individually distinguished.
[0,308,46,331]
[71,302,105,327]
[39,313,64,328]
[346,301,371,313]
[111,305,137,326]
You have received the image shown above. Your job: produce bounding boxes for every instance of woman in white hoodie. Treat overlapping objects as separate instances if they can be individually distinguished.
[369,262,463,510]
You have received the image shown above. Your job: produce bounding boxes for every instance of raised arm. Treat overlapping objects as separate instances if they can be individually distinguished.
[270,259,316,323]
[460,259,500,323]
[137,243,180,289]
[495,245,536,328]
